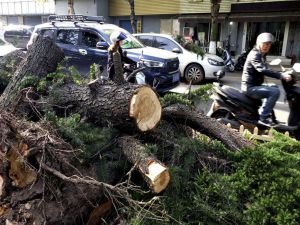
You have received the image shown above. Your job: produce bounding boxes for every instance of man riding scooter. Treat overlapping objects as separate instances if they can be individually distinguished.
[241,32,292,127]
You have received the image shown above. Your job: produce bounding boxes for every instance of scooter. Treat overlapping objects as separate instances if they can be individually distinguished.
[223,49,235,72]
[123,62,146,84]
[234,49,250,71]
[207,59,300,140]
[218,47,235,72]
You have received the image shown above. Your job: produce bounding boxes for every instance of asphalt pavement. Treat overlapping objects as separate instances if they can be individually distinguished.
[169,70,290,123]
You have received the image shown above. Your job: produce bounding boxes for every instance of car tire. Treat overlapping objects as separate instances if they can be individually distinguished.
[184,63,204,84]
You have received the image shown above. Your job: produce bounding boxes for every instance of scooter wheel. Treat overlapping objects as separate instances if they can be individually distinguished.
[229,64,235,72]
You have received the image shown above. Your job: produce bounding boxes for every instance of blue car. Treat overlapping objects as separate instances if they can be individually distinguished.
[27,15,180,93]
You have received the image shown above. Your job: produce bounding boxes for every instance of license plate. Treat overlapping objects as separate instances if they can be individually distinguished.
[173,73,180,82]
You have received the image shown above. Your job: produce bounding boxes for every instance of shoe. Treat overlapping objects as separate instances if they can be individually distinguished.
[258,116,279,127]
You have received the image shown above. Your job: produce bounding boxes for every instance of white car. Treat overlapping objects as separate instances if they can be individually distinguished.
[133,33,225,84]
[0,37,17,57]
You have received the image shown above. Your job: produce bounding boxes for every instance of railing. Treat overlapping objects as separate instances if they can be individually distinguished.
[0,0,55,15]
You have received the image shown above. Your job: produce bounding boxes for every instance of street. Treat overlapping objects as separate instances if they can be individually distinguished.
[170,70,290,123]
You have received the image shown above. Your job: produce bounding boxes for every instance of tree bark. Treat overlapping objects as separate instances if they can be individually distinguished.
[0,35,64,110]
[128,0,136,33]
[162,104,254,151]
[119,135,170,193]
[68,0,75,15]
[209,0,222,54]
[49,83,161,132]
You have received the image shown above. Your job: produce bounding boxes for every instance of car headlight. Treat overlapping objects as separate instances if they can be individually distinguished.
[142,60,164,68]
[207,58,224,66]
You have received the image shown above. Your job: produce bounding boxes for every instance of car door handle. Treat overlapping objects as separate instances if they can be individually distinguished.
[79,49,87,55]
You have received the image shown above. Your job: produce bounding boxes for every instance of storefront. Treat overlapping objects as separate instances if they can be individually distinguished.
[230,1,300,57]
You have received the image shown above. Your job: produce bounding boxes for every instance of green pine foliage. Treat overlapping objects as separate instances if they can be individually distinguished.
[174,35,205,59]
[160,84,213,107]
[126,130,300,225]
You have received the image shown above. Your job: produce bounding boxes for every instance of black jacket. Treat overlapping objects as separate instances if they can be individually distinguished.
[241,47,282,92]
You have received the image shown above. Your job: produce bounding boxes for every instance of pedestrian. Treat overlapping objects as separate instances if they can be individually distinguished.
[107,30,128,84]
[241,32,292,126]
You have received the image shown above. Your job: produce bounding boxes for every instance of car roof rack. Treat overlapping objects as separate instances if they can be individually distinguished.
[48,15,105,24]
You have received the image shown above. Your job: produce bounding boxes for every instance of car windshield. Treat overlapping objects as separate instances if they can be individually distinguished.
[102,28,144,49]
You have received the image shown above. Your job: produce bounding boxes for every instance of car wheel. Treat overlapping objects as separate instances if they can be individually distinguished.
[184,63,204,84]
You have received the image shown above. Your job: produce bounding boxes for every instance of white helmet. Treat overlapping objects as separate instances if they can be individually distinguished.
[110,31,127,44]
[256,32,274,45]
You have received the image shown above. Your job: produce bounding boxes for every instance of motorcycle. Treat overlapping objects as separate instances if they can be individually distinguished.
[207,59,300,140]
[234,49,250,71]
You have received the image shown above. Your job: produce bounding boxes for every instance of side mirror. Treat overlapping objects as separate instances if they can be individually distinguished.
[172,48,181,53]
[96,41,109,50]
[269,58,282,66]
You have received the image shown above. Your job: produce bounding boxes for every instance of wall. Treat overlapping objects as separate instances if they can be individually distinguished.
[55,0,97,16]
[0,0,54,15]
[142,16,160,33]
[109,0,232,16]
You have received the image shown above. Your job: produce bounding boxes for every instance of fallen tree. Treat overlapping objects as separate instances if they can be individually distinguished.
[0,35,255,224]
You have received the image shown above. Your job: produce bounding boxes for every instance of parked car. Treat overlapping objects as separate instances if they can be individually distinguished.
[133,33,225,84]
[3,24,33,49]
[27,15,180,93]
[0,37,17,57]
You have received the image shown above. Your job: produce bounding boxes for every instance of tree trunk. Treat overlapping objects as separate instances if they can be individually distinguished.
[0,35,64,111]
[128,0,136,33]
[119,135,170,193]
[68,0,75,15]
[162,104,254,151]
[112,51,126,84]
[49,83,161,132]
[209,0,221,54]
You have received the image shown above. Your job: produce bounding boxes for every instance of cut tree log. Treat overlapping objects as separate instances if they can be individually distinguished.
[119,135,170,193]
[49,83,161,132]
[0,35,64,110]
[162,104,254,151]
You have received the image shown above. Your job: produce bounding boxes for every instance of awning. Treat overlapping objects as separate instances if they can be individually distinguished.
[178,13,228,23]
[229,11,300,22]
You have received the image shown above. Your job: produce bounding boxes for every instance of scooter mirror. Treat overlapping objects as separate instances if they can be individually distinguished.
[269,58,282,66]
[292,63,300,73]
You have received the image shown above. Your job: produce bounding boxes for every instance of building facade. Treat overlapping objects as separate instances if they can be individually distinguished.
[0,0,55,27]
[107,0,300,59]
[54,0,300,59]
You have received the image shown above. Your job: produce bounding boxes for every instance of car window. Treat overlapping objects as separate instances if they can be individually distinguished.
[56,30,79,45]
[154,36,179,52]
[41,29,55,39]
[81,31,103,48]
[101,28,144,49]
[135,35,153,47]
